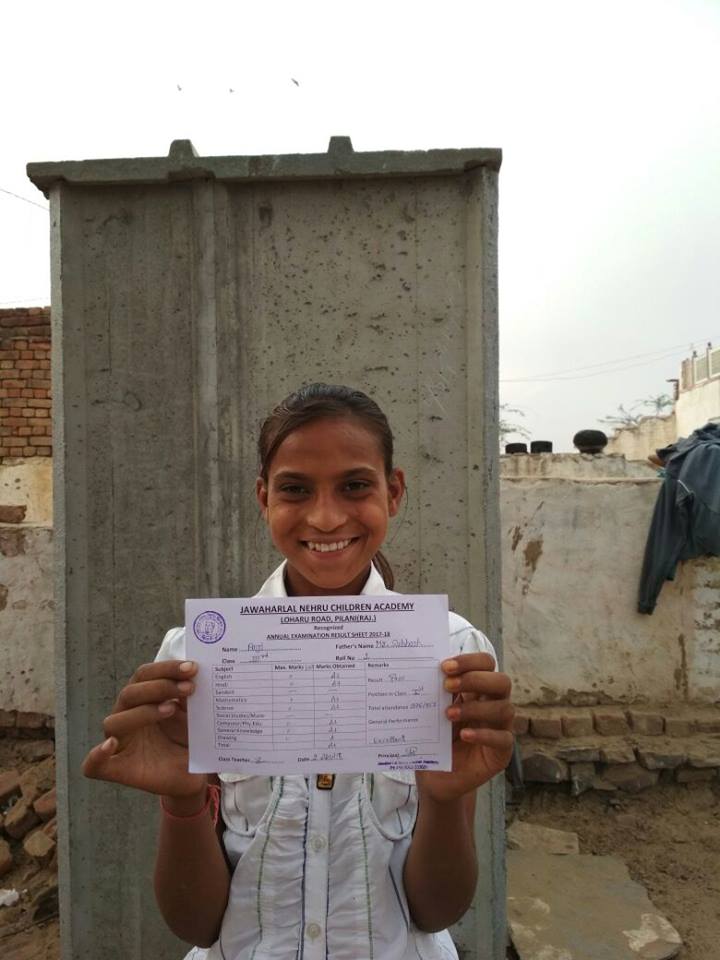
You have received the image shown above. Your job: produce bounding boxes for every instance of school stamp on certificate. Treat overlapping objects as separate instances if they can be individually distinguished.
[186,594,452,774]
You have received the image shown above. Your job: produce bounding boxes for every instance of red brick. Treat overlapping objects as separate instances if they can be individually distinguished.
[35,409,50,418]
[593,709,631,735]
[4,797,40,839]
[34,350,48,359]
[30,424,47,435]
[0,389,6,398]
[664,718,691,736]
[0,504,27,523]
[0,350,20,360]
[29,379,51,390]
[33,389,49,398]
[7,389,21,398]
[0,503,27,523]
[513,711,530,735]
[627,710,664,735]
[28,398,51,408]
[16,711,46,730]
[16,359,38,370]
[0,708,17,728]
[529,713,563,739]
[4,417,27,426]
[8,447,23,457]
[0,373,26,383]
[21,389,33,398]
[0,447,10,457]
[562,712,595,737]
[0,769,21,804]
[0,360,13,369]
[28,436,52,446]
[17,427,32,437]
[22,447,35,456]
[8,407,23,417]
[12,340,28,350]
[38,360,50,370]
[35,447,51,456]
[33,787,56,822]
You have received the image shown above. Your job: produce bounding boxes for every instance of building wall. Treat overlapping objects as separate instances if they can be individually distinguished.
[676,376,720,437]
[0,457,52,524]
[0,307,52,460]
[605,413,677,460]
[0,524,54,714]
[501,455,719,706]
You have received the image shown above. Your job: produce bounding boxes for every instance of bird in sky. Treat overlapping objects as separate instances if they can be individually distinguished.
[291,78,299,86]
[176,84,182,92]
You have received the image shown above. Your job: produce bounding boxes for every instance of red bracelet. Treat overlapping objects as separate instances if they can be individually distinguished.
[160,784,221,827]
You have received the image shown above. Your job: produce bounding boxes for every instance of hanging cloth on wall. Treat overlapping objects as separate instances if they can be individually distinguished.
[638,422,720,613]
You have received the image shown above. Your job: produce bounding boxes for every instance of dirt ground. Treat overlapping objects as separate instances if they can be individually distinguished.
[3,737,719,960]
[511,781,720,960]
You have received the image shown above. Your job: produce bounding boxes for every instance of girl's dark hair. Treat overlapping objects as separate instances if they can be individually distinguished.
[258,383,396,588]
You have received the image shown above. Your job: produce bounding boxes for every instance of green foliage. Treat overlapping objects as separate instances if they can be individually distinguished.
[499,403,530,443]
[599,393,674,428]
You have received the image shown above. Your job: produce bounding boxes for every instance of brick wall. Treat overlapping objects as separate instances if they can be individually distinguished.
[0,308,51,460]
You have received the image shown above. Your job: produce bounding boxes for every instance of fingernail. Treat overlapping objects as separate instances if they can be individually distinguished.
[102,737,116,752]
[159,701,175,715]
[177,680,193,694]
[447,707,461,721]
[443,659,459,674]
[444,677,461,692]
[460,728,474,741]
[179,661,194,673]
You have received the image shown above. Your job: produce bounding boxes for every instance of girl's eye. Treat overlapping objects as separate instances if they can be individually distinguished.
[279,484,308,496]
[344,480,371,493]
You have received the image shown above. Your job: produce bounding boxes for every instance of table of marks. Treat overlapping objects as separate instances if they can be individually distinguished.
[186,593,452,774]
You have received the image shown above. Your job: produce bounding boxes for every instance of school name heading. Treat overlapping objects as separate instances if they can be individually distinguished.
[237,601,415,615]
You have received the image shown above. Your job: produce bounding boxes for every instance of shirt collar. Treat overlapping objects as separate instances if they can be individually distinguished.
[254,560,394,598]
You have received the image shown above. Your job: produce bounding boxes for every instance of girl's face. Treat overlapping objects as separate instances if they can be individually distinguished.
[257,416,405,596]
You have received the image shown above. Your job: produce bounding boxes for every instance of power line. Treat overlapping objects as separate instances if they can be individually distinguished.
[0,186,49,212]
[500,335,717,383]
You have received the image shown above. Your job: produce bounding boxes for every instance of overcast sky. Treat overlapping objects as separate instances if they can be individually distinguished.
[2,0,719,450]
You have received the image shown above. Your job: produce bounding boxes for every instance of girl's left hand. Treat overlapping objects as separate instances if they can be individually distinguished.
[416,653,514,804]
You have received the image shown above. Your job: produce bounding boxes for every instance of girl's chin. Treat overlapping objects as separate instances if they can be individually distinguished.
[287,557,373,595]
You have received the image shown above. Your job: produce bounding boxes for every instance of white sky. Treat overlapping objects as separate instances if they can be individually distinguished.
[2,0,719,450]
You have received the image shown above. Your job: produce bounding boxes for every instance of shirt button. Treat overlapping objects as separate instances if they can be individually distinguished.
[306,922,322,940]
[311,834,327,852]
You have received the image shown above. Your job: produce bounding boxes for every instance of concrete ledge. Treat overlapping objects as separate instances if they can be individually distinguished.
[27,136,502,196]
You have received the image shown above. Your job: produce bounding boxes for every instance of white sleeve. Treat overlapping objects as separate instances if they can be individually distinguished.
[154,627,187,663]
[448,612,498,668]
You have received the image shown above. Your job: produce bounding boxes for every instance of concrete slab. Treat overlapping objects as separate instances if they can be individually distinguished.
[508,850,682,960]
[507,820,580,855]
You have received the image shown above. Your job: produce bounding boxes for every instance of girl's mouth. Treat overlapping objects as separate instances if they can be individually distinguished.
[303,537,359,554]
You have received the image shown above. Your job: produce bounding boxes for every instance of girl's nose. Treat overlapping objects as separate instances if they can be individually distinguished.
[306,493,347,531]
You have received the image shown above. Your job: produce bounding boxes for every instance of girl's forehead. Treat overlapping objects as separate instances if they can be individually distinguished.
[270,417,384,469]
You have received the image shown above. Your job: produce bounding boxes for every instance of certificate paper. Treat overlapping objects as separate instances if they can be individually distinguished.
[186,594,451,774]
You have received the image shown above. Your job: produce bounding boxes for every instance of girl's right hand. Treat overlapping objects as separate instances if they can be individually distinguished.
[82,660,207,800]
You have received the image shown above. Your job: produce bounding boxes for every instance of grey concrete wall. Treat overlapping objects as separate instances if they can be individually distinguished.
[501,456,720,706]
[29,140,503,960]
[0,523,54,713]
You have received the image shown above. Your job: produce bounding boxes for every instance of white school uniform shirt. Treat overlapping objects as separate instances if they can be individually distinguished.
[156,562,497,960]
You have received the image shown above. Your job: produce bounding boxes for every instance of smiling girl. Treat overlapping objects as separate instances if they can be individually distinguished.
[82,382,514,960]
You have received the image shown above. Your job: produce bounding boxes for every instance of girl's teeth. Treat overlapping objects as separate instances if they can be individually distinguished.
[308,539,352,553]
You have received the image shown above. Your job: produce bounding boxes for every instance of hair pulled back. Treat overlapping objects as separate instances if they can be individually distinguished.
[258,383,397,588]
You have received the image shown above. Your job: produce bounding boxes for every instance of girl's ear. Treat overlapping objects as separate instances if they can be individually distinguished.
[256,477,269,519]
[387,468,405,518]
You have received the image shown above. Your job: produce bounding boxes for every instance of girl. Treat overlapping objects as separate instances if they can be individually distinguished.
[83,383,514,960]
